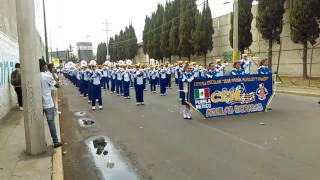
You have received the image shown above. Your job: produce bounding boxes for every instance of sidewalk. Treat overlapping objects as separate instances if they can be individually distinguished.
[0,107,63,180]
[277,86,320,97]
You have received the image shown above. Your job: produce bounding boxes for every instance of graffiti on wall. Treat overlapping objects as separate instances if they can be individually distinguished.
[0,32,19,119]
[0,60,15,87]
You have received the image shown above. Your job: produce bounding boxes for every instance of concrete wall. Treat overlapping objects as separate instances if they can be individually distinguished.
[134,44,149,64]
[0,0,45,119]
[210,3,320,77]
[135,2,320,77]
[0,0,19,119]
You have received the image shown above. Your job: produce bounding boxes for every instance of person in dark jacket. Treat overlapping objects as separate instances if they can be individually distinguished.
[11,63,23,111]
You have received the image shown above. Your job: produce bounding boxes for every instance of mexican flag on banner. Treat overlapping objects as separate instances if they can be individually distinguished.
[194,88,210,100]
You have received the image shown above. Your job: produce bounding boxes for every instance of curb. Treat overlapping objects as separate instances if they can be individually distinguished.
[52,92,64,180]
[277,90,320,97]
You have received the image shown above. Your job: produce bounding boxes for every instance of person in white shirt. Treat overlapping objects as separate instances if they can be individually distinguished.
[39,58,62,148]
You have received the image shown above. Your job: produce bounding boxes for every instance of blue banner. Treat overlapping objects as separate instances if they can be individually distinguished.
[188,74,273,118]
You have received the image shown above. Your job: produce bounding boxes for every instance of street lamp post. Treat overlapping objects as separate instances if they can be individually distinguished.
[232,0,239,62]
[42,0,49,63]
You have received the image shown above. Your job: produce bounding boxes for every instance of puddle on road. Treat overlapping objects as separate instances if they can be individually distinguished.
[78,118,96,128]
[74,111,88,117]
[85,136,139,180]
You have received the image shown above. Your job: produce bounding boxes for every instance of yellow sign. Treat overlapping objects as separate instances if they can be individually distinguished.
[52,58,60,67]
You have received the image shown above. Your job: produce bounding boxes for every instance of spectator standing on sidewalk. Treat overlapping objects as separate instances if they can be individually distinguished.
[48,63,61,114]
[39,58,62,148]
[11,63,23,111]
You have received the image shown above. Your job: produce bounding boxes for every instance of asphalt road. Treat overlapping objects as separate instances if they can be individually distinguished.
[60,81,320,180]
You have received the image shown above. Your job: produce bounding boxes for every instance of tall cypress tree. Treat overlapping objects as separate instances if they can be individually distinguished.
[179,0,197,60]
[192,11,203,58]
[108,37,115,61]
[115,34,121,60]
[147,12,156,59]
[169,0,181,59]
[96,42,107,65]
[143,16,151,55]
[201,1,214,65]
[128,24,138,60]
[229,0,253,54]
[153,4,164,61]
[256,0,285,69]
[161,1,173,62]
[290,0,320,78]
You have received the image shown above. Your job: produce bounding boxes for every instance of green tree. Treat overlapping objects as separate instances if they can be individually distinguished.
[229,0,253,54]
[115,34,121,60]
[290,0,320,78]
[108,37,115,61]
[143,16,151,55]
[96,42,107,65]
[192,11,204,58]
[179,0,197,60]
[169,0,181,59]
[146,12,156,59]
[256,0,285,69]
[161,1,173,62]
[201,1,214,65]
[153,4,164,61]
[127,24,138,60]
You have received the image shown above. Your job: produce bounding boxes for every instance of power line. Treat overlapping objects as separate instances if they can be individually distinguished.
[109,0,207,47]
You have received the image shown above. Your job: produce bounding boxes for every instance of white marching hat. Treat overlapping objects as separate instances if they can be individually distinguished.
[104,60,111,66]
[118,60,125,65]
[126,59,133,65]
[80,60,87,67]
[89,60,97,66]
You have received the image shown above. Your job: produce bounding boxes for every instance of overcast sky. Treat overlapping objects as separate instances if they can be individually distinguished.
[45,0,234,51]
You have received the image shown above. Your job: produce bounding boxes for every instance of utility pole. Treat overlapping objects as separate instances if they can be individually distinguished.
[232,0,239,62]
[86,35,90,61]
[15,0,46,155]
[102,19,111,60]
[42,0,49,63]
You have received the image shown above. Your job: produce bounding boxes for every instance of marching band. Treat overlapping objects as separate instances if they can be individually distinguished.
[63,57,270,119]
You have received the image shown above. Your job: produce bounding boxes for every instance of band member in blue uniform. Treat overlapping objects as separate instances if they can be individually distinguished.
[110,65,116,94]
[83,66,90,98]
[231,61,245,76]
[166,64,172,89]
[215,59,225,77]
[123,66,131,99]
[240,55,252,75]
[181,64,194,119]
[206,63,217,78]
[134,65,145,105]
[91,65,103,110]
[142,65,147,91]
[115,65,123,96]
[102,65,109,90]
[87,66,94,103]
[159,64,167,96]
[257,59,271,75]
[177,63,184,100]
[150,66,158,93]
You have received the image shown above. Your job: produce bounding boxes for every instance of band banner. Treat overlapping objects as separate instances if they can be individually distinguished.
[188,74,273,118]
